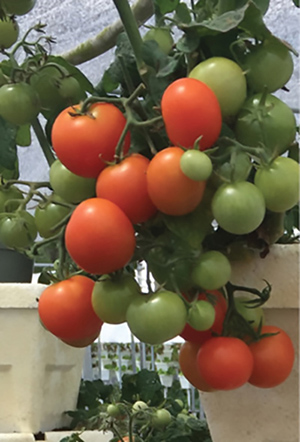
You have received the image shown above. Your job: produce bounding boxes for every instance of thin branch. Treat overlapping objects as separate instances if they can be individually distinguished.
[61,0,154,66]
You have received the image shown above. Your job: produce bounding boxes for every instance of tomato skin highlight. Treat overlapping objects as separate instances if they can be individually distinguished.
[146,147,206,216]
[65,198,136,275]
[51,102,130,178]
[196,337,254,390]
[248,326,295,388]
[161,78,222,150]
[96,153,157,224]
[38,275,103,341]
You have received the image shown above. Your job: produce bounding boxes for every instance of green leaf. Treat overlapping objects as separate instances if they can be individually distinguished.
[99,69,120,94]
[16,124,31,147]
[176,30,201,53]
[238,1,271,39]
[141,40,169,69]
[121,369,164,406]
[0,116,18,171]
[292,0,299,6]
[175,2,192,24]
[155,0,180,14]
[200,3,249,32]
[253,0,270,14]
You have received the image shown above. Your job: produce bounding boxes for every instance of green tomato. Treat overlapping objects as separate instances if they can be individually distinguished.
[189,57,247,118]
[234,93,296,155]
[152,409,172,429]
[180,150,212,181]
[242,37,294,93]
[254,156,300,213]
[92,274,141,324]
[58,75,86,104]
[0,210,37,249]
[126,290,187,345]
[191,251,231,290]
[49,159,96,204]
[1,0,36,15]
[0,67,8,87]
[212,181,266,235]
[106,404,123,418]
[143,28,174,54]
[0,185,23,212]
[234,296,265,329]
[34,195,72,238]
[132,401,148,412]
[29,66,68,111]
[0,17,19,49]
[0,82,40,126]
[187,300,216,331]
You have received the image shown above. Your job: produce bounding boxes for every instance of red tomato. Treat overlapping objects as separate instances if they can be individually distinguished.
[179,341,215,392]
[161,78,222,150]
[180,290,227,344]
[51,102,130,178]
[197,337,254,390]
[96,153,157,224]
[248,325,295,388]
[38,275,103,340]
[65,198,136,275]
[146,147,206,216]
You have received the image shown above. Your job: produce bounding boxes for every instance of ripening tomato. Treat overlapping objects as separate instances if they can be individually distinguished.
[180,290,227,344]
[196,336,254,390]
[179,341,215,392]
[146,147,206,216]
[38,275,103,340]
[96,154,157,224]
[65,198,136,275]
[248,325,295,388]
[51,102,131,178]
[161,78,222,150]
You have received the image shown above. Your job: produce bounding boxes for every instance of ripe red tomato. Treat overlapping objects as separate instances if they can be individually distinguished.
[38,275,103,341]
[180,290,227,344]
[51,102,130,178]
[65,198,136,275]
[179,341,215,392]
[161,78,222,150]
[96,153,157,224]
[146,147,206,216]
[248,325,295,388]
[196,337,254,390]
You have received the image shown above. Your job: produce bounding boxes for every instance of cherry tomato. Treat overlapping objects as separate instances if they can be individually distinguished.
[96,153,157,224]
[196,336,254,390]
[0,82,40,126]
[191,250,232,290]
[0,210,37,249]
[161,78,222,150]
[146,147,206,216]
[34,195,72,238]
[187,300,216,331]
[51,102,131,178]
[65,198,136,275]
[143,27,174,54]
[1,0,36,15]
[0,17,19,49]
[180,150,213,181]
[38,275,103,340]
[248,325,295,388]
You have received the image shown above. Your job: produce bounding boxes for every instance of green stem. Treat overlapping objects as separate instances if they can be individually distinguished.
[31,118,56,166]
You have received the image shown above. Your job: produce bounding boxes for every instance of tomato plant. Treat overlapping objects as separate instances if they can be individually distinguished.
[0,82,40,126]
[234,93,297,155]
[38,275,103,341]
[189,56,247,118]
[248,325,295,388]
[51,102,131,178]
[254,156,300,213]
[34,195,72,238]
[191,250,232,290]
[241,37,294,93]
[96,153,157,224]
[49,159,96,204]
[0,17,19,49]
[161,78,222,150]
[211,181,266,235]
[126,290,187,345]
[146,147,206,216]
[65,198,136,275]
[196,336,254,390]
[0,210,37,249]
[180,290,227,344]
[92,274,141,324]
[178,341,215,392]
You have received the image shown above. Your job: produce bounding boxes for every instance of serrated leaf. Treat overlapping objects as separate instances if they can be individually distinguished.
[0,116,18,171]
[155,0,180,14]
[238,1,271,39]
[16,124,31,147]
[175,3,192,24]
[99,69,120,93]
[201,4,249,32]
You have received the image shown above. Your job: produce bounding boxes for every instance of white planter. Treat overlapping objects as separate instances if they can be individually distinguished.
[200,244,299,442]
[0,283,85,434]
